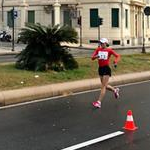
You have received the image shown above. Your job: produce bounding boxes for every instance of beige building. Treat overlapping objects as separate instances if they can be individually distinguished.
[80,0,150,46]
[0,0,150,46]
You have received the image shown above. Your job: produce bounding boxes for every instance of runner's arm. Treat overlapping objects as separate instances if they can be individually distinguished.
[111,50,120,64]
[91,48,99,60]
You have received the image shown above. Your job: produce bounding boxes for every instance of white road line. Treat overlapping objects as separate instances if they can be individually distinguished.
[67,80,150,95]
[61,131,124,150]
[0,96,63,110]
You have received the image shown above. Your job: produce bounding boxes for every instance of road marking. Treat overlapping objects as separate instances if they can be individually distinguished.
[0,95,64,110]
[61,131,124,150]
[118,80,150,87]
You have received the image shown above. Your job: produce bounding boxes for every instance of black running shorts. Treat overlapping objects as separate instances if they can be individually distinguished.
[98,66,111,76]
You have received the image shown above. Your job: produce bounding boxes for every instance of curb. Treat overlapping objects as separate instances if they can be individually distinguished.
[0,71,150,106]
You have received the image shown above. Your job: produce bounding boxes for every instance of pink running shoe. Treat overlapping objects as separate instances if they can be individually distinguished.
[114,88,120,99]
[92,101,101,108]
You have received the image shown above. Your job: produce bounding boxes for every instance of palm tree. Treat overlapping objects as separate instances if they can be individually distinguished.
[16,23,79,71]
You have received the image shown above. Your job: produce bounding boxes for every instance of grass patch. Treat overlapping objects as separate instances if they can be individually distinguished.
[0,53,150,90]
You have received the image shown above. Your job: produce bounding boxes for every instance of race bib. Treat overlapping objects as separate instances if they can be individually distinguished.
[98,51,108,60]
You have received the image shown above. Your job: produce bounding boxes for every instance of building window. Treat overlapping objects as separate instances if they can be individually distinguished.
[90,8,98,27]
[125,9,128,28]
[7,11,13,27]
[112,8,119,27]
[135,14,137,37]
[28,10,35,24]
[63,10,72,26]
[127,40,130,44]
[112,40,120,45]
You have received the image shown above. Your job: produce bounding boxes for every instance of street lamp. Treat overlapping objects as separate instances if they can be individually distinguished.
[77,14,82,47]
[76,3,82,47]
[11,6,15,51]
[1,0,4,28]
[142,12,146,53]
[142,6,150,53]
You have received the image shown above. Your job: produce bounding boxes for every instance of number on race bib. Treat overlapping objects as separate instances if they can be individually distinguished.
[98,51,108,60]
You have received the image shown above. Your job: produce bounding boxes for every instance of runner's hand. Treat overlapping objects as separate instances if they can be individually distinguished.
[114,63,117,68]
[96,55,99,59]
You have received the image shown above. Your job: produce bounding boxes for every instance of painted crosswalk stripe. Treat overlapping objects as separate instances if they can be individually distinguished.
[62,131,124,150]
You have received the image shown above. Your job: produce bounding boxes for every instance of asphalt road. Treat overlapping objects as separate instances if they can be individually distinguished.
[0,47,92,63]
[1,42,150,63]
[0,54,17,62]
[0,80,150,150]
[0,47,147,63]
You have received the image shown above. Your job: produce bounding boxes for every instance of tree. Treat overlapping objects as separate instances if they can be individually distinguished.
[16,23,79,71]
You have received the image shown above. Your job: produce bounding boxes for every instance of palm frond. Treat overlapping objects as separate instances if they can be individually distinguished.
[16,23,79,71]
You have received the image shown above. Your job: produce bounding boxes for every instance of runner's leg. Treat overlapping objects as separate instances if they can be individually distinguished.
[98,75,110,102]
[106,85,120,99]
[106,85,115,91]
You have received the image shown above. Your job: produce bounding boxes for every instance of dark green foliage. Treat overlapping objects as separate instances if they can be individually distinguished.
[61,51,79,70]
[16,23,79,71]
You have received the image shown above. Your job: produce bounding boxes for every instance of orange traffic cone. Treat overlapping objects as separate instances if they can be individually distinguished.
[123,110,138,131]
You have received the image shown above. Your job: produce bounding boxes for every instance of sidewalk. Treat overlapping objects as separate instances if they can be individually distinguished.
[0,43,150,106]
[63,42,150,50]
